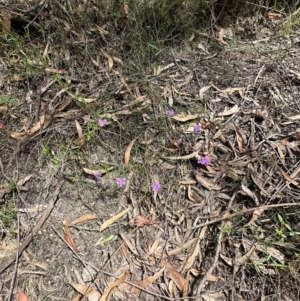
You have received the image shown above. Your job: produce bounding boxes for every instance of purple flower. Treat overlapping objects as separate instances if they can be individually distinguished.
[98,119,107,127]
[151,181,161,192]
[166,109,174,116]
[93,172,101,181]
[194,124,201,132]
[198,156,211,165]
[116,177,126,187]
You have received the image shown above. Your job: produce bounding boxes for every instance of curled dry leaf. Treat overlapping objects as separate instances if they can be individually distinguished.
[129,215,160,227]
[124,139,136,165]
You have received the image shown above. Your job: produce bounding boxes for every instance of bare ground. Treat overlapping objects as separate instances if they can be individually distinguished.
[1,3,300,301]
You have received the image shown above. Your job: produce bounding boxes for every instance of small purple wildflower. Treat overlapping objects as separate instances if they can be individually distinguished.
[93,172,101,181]
[116,177,126,187]
[98,119,107,127]
[151,181,161,192]
[194,124,201,132]
[166,109,174,116]
[198,156,211,165]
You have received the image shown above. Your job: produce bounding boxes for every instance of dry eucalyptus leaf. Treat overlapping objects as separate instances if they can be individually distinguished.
[131,267,164,295]
[199,86,211,100]
[218,104,239,116]
[100,207,131,232]
[171,114,199,122]
[124,139,136,165]
[129,215,160,227]
[232,122,246,152]
[195,173,221,191]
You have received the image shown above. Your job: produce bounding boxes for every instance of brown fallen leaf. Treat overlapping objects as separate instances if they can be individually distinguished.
[17,174,33,187]
[131,267,165,295]
[163,150,199,160]
[241,184,260,206]
[190,269,219,282]
[199,85,211,100]
[11,115,53,140]
[101,49,114,72]
[82,167,113,176]
[69,282,91,294]
[184,226,207,270]
[160,260,185,291]
[163,83,173,107]
[217,104,239,116]
[129,215,160,227]
[64,215,79,253]
[124,139,136,165]
[69,213,97,226]
[266,11,282,19]
[195,173,221,191]
[64,233,79,253]
[279,167,300,187]
[27,259,48,271]
[18,289,32,301]
[0,105,8,112]
[100,207,131,232]
[69,295,82,301]
[100,271,130,301]
[248,208,265,224]
[75,120,84,147]
[232,122,246,152]
[187,185,198,203]
[171,113,199,122]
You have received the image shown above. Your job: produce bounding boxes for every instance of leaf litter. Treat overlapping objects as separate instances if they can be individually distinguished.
[1,3,300,301]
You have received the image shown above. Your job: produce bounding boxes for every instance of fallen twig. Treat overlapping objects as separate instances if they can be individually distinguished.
[0,183,63,274]
[191,202,300,230]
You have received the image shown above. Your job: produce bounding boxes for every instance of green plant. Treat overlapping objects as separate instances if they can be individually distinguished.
[275,214,300,242]
[0,204,17,237]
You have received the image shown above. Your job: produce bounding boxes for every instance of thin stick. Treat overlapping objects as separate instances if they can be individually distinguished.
[8,215,20,301]
[191,202,300,230]
[196,226,223,295]
[0,183,63,274]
